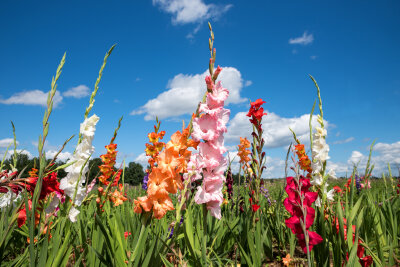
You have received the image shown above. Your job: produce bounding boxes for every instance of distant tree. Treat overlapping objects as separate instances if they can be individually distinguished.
[3,154,36,177]
[54,161,67,178]
[232,172,241,184]
[3,154,68,178]
[124,162,145,185]
[87,158,103,184]
[2,154,145,186]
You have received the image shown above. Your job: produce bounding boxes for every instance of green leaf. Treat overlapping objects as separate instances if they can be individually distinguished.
[89,245,112,266]
[38,232,49,267]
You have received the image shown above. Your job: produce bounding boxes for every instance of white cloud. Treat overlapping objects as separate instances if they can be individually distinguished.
[153,0,232,25]
[63,85,90,98]
[345,141,400,175]
[374,141,400,169]
[31,140,58,151]
[0,138,18,148]
[374,141,400,155]
[244,80,253,87]
[226,111,328,148]
[348,151,364,166]
[46,150,72,162]
[264,156,288,178]
[131,67,247,120]
[134,153,150,168]
[333,137,354,145]
[289,32,314,45]
[186,24,202,39]
[227,153,286,178]
[327,161,350,176]
[0,90,63,107]
[310,55,317,60]
[5,149,32,159]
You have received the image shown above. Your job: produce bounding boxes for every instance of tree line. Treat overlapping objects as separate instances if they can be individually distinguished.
[2,154,145,186]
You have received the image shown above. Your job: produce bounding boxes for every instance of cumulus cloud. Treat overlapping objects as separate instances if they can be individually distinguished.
[46,150,73,162]
[0,90,63,107]
[0,138,18,148]
[63,85,90,98]
[224,110,329,177]
[131,67,247,120]
[348,151,364,165]
[226,111,328,148]
[134,153,150,168]
[327,161,350,176]
[333,137,354,145]
[289,31,314,45]
[227,149,286,178]
[5,149,32,159]
[153,0,232,25]
[345,141,400,175]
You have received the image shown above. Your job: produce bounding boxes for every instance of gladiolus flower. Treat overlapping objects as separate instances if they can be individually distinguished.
[124,231,131,240]
[284,176,322,253]
[238,137,251,165]
[333,217,373,266]
[251,204,260,212]
[134,126,195,219]
[60,114,99,222]
[282,254,292,266]
[191,74,230,219]
[333,186,342,193]
[109,189,127,207]
[247,99,267,121]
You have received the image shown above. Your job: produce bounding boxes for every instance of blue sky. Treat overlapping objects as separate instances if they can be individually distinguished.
[0,0,399,177]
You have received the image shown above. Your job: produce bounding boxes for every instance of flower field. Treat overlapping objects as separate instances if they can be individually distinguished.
[0,24,399,267]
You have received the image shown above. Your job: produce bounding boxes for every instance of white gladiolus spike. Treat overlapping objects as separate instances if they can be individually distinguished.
[326,189,335,201]
[315,196,321,207]
[311,173,323,186]
[69,206,80,222]
[59,114,99,222]
[328,169,337,179]
[0,191,21,209]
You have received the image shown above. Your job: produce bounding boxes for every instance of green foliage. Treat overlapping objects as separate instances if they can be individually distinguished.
[124,162,145,186]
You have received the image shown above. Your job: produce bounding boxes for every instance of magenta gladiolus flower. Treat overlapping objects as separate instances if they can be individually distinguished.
[284,175,322,253]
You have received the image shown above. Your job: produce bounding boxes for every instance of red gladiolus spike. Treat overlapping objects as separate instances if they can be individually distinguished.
[250,99,266,108]
[283,174,322,254]
[359,256,373,267]
[251,204,260,212]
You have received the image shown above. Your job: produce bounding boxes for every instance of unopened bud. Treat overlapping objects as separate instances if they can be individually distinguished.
[212,65,222,80]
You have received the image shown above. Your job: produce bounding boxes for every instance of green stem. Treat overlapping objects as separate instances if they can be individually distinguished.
[132,223,146,260]
[202,204,208,266]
